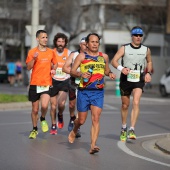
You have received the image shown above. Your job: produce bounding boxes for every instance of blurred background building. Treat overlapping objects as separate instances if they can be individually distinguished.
[0,0,170,84]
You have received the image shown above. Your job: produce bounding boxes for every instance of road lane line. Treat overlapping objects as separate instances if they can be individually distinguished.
[117,133,170,167]
[104,104,118,110]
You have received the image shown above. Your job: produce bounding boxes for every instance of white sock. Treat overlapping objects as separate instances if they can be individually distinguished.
[130,127,134,131]
[122,124,127,129]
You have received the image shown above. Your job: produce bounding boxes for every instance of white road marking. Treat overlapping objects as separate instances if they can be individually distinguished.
[117,133,170,167]
[104,104,118,110]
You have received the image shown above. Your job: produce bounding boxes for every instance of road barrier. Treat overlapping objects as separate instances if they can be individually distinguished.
[115,79,120,97]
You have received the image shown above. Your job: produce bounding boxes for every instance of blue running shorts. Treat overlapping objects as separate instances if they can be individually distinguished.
[77,89,104,112]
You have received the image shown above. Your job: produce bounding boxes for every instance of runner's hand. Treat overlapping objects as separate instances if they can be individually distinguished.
[122,67,130,75]
[145,73,151,83]
[109,72,116,80]
[33,52,38,60]
[51,69,56,75]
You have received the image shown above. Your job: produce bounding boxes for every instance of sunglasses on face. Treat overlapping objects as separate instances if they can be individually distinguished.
[133,34,143,37]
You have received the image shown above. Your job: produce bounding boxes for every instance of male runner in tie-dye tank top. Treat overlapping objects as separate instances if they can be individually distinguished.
[68,33,116,154]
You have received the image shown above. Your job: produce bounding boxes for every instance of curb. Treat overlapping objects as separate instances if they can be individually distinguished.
[0,102,31,111]
[155,135,170,155]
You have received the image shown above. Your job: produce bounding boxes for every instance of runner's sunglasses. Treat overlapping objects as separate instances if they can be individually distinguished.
[133,34,143,37]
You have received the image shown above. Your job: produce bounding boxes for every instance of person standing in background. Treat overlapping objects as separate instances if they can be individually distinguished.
[15,59,23,86]
[7,59,16,86]
[26,30,57,139]
[111,26,153,142]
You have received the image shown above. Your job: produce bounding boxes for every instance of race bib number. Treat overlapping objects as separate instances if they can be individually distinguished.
[127,70,140,82]
[37,86,49,93]
[55,68,66,79]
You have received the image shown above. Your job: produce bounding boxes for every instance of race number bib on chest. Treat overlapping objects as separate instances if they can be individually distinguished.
[37,86,49,93]
[127,70,140,82]
[55,68,66,78]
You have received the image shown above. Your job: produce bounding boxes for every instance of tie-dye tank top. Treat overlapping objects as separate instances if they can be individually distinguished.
[79,52,105,89]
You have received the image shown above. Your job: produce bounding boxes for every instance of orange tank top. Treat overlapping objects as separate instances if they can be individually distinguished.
[53,48,70,81]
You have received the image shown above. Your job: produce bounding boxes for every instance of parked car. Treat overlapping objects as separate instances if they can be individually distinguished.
[159,67,170,97]
[0,65,8,83]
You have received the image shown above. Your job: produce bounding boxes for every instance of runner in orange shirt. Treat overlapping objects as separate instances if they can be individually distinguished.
[50,33,72,135]
[26,30,57,139]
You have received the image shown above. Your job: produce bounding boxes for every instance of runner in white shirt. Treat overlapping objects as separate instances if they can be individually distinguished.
[62,37,87,137]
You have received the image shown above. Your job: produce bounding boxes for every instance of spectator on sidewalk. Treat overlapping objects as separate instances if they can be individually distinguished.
[7,59,16,86]
[16,59,23,86]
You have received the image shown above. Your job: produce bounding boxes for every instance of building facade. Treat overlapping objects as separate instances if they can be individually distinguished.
[69,0,170,84]
[0,0,170,84]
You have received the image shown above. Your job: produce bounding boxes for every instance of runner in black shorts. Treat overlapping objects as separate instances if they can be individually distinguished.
[119,72,145,96]
[111,26,153,141]
[68,77,76,101]
[29,85,52,102]
[50,33,72,135]
[62,37,87,137]
[50,79,69,97]
[26,30,57,139]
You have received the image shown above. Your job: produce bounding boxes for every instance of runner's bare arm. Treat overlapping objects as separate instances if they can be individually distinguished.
[111,46,124,69]
[103,53,116,79]
[145,48,152,82]
[62,53,74,74]
[26,52,38,70]
[111,46,130,75]
[70,53,85,78]
[146,48,153,73]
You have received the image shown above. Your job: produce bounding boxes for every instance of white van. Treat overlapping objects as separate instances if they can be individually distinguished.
[159,67,170,97]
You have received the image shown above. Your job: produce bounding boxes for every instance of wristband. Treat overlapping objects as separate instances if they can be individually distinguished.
[117,65,124,71]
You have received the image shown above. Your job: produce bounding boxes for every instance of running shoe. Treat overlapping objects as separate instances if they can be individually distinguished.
[76,128,81,138]
[68,119,74,132]
[57,114,64,129]
[41,120,49,132]
[29,130,38,139]
[50,126,57,135]
[128,129,136,140]
[120,128,127,142]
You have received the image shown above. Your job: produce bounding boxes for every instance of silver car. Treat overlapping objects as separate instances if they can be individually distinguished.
[159,67,170,97]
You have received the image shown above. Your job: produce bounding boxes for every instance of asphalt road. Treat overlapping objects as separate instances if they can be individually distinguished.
[0,84,170,170]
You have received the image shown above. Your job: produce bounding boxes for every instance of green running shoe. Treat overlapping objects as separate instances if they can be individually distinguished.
[120,128,127,142]
[128,129,136,140]
[41,120,49,132]
[29,130,38,139]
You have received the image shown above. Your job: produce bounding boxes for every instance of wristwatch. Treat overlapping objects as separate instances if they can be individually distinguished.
[147,72,152,75]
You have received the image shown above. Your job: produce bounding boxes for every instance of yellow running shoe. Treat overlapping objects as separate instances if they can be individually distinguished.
[120,128,127,142]
[128,129,136,140]
[41,120,49,132]
[29,130,38,139]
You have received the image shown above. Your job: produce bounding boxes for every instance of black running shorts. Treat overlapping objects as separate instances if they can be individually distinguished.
[50,78,69,97]
[28,85,51,102]
[69,77,77,101]
[119,73,145,96]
